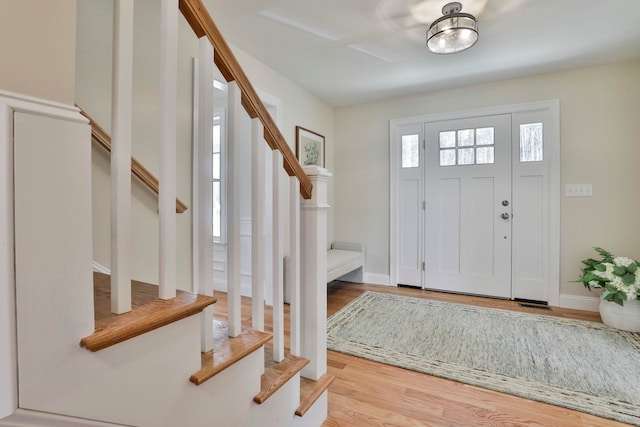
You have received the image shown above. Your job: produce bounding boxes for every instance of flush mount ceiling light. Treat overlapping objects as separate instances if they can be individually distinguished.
[426,2,478,54]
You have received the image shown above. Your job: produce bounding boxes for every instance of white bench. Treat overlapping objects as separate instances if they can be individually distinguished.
[327,242,365,283]
[284,241,365,302]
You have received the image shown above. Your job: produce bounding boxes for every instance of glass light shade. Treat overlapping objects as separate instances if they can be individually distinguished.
[426,13,478,54]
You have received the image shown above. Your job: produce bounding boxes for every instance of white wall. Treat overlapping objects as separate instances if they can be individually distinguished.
[334,60,640,297]
[0,0,76,105]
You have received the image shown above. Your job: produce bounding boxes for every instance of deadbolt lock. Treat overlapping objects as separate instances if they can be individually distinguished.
[502,200,509,206]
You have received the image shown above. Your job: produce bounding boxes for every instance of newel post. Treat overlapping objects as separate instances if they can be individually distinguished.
[300,166,331,380]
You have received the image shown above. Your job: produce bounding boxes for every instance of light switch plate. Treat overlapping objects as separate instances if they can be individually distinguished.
[566,184,592,197]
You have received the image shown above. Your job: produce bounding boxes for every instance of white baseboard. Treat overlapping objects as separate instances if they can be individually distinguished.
[213,277,253,298]
[220,271,394,291]
[0,409,126,426]
[364,272,391,286]
[557,293,600,312]
[91,261,111,274]
[213,278,227,293]
[240,274,252,298]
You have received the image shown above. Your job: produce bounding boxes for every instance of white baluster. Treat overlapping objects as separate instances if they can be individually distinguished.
[111,0,133,314]
[289,177,301,356]
[252,119,265,331]
[226,82,242,337]
[194,37,215,351]
[159,0,178,300]
[272,151,284,362]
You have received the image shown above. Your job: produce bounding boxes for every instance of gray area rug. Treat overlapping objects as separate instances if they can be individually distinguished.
[327,291,640,425]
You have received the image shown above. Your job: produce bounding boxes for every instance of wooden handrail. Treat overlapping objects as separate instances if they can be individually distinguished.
[78,106,188,213]
[179,0,313,200]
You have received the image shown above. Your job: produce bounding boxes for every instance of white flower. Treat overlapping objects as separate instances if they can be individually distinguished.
[611,276,625,289]
[590,260,640,300]
[614,256,634,267]
[579,249,640,304]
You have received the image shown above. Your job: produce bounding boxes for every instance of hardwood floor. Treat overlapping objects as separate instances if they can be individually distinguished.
[323,281,627,427]
[213,281,628,426]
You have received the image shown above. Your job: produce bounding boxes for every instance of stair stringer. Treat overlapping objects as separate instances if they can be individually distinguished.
[247,372,301,427]
[13,311,272,427]
[246,371,328,427]
[293,390,329,427]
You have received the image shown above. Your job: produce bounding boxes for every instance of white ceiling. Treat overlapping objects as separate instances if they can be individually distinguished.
[203,0,640,106]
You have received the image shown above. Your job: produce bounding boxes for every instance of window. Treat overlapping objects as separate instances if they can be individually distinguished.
[519,122,543,162]
[439,127,495,166]
[401,134,420,168]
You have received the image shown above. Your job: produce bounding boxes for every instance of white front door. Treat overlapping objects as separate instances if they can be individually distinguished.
[424,114,512,298]
[391,101,559,304]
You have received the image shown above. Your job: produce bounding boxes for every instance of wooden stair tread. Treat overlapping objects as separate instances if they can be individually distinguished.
[190,321,272,385]
[80,272,217,352]
[254,352,310,404]
[295,374,335,417]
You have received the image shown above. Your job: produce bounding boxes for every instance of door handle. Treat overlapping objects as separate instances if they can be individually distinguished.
[501,213,510,220]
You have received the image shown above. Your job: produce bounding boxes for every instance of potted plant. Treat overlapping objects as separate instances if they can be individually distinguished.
[577,247,640,332]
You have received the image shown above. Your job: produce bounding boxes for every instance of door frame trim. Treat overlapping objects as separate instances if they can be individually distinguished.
[390,100,560,306]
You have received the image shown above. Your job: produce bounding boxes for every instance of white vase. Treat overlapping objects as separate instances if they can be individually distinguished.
[599,298,640,332]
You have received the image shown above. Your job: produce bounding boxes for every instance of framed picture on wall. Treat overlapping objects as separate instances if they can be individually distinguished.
[296,126,325,167]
